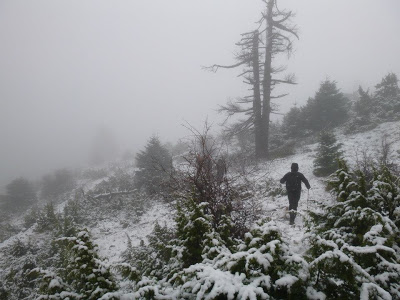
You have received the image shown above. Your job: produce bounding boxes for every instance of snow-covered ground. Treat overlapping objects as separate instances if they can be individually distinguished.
[90,121,400,263]
[1,120,399,275]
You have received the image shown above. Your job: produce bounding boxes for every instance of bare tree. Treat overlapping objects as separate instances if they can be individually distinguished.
[169,122,263,238]
[206,0,298,159]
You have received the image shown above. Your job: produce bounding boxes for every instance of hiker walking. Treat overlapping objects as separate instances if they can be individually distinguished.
[280,163,311,225]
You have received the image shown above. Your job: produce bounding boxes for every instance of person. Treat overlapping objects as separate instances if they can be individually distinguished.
[280,163,311,225]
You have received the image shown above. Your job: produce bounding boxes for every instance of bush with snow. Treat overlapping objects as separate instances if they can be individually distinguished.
[307,160,400,299]
[35,229,118,300]
[179,219,309,299]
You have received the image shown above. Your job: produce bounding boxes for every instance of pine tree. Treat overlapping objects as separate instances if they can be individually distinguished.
[175,198,213,268]
[4,177,37,211]
[313,131,342,177]
[135,136,172,195]
[304,80,350,131]
[37,229,118,299]
[354,86,375,120]
[125,222,175,281]
[374,72,400,121]
[36,202,60,233]
[180,220,308,299]
[282,105,307,139]
[345,86,379,133]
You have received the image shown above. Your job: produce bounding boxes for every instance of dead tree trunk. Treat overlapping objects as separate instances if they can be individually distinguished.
[252,31,263,158]
[260,0,275,159]
[207,0,298,160]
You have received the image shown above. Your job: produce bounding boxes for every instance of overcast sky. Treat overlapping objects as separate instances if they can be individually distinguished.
[1,0,400,189]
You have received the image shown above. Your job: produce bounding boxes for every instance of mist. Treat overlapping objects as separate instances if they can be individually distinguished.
[1,0,400,190]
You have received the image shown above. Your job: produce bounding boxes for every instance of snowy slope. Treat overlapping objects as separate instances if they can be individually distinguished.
[90,121,400,264]
[1,120,399,285]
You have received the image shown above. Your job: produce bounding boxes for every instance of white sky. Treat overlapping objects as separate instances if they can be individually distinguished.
[1,0,400,188]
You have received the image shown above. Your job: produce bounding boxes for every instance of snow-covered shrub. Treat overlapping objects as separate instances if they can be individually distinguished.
[33,268,79,300]
[36,229,118,300]
[36,202,61,233]
[307,161,400,299]
[63,195,83,225]
[122,222,175,281]
[175,198,213,268]
[24,206,40,229]
[4,177,37,212]
[179,219,309,299]
[368,166,400,226]
[92,169,135,195]
[1,254,38,300]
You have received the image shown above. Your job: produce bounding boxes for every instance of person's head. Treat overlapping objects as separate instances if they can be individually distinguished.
[291,163,299,172]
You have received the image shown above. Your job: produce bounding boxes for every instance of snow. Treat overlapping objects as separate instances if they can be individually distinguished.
[2,120,400,298]
[91,201,175,263]
[275,274,299,288]
[306,287,327,300]
[360,282,392,300]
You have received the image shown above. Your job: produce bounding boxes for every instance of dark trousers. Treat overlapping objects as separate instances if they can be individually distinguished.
[288,190,301,224]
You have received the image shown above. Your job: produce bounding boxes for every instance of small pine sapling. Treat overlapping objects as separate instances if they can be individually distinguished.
[313,131,343,177]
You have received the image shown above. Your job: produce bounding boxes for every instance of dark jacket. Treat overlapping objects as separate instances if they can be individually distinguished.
[280,171,310,192]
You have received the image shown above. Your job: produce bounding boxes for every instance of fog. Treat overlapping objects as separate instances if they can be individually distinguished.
[1,0,400,190]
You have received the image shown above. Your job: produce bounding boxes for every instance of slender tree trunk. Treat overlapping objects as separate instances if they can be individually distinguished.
[261,0,274,159]
[252,31,263,158]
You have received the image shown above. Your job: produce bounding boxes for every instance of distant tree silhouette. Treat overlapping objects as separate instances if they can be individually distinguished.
[374,72,400,120]
[134,136,172,195]
[303,80,350,131]
[41,169,75,199]
[313,131,342,177]
[5,177,37,211]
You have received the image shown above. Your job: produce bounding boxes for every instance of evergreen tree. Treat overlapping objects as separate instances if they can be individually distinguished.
[135,136,172,195]
[313,131,342,177]
[36,202,60,233]
[368,166,400,227]
[304,80,350,131]
[4,177,37,211]
[180,220,308,299]
[123,222,175,281]
[354,86,375,120]
[374,72,400,120]
[175,198,213,268]
[282,105,307,139]
[37,229,118,299]
[307,161,400,299]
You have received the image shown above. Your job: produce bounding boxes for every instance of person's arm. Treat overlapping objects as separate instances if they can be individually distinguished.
[280,173,288,184]
[300,173,311,189]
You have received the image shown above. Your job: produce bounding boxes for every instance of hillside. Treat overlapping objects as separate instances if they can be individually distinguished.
[1,120,400,299]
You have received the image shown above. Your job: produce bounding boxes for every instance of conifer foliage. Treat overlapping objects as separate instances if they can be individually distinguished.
[135,136,173,195]
[304,80,350,131]
[307,160,400,299]
[35,229,118,300]
[313,131,342,177]
[180,220,309,299]
[375,72,400,121]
